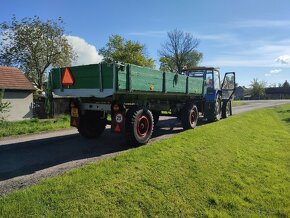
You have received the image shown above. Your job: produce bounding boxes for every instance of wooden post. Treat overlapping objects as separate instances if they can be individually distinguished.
[186,76,189,94]
[99,63,103,92]
[163,72,167,93]
[127,65,132,92]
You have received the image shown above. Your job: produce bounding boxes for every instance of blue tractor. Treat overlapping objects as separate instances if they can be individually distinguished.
[184,67,236,121]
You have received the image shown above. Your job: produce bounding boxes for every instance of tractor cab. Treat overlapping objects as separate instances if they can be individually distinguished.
[184,67,236,120]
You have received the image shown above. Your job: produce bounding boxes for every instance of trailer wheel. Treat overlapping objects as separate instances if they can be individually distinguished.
[181,104,199,130]
[126,107,154,146]
[222,100,232,118]
[78,111,106,138]
[175,111,181,120]
[152,111,160,126]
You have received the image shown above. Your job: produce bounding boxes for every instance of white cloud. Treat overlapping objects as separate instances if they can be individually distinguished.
[270,69,281,74]
[234,20,290,28]
[203,36,290,68]
[127,31,166,37]
[275,55,290,64]
[194,33,239,44]
[265,69,282,77]
[204,57,275,67]
[65,35,103,65]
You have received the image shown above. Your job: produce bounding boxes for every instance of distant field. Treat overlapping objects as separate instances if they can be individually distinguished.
[0,115,71,138]
[0,105,289,217]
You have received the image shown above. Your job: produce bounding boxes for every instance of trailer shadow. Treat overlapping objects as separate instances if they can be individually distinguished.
[0,116,208,181]
[0,130,130,181]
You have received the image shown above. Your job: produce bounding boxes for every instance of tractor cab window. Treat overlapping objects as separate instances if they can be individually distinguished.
[187,71,204,78]
[222,74,235,90]
[213,70,220,90]
[205,71,213,93]
[206,74,213,88]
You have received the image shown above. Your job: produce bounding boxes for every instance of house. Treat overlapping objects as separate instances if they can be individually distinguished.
[0,66,35,121]
[265,87,290,99]
[234,86,245,100]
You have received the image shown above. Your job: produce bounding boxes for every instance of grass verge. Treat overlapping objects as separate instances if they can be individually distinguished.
[0,115,71,138]
[232,100,248,107]
[0,105,289,217]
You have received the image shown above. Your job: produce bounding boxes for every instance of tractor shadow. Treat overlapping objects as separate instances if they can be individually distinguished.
[152,116,207,138]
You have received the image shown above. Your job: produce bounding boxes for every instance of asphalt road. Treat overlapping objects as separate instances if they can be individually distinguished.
[0,100,289,195]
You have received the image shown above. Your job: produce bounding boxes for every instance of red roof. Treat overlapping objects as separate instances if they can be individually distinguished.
[0,66,35,90]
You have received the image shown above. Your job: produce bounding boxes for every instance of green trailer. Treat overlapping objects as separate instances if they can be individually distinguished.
[49,62,235,145]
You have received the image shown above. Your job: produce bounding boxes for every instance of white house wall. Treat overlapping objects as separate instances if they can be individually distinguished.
[1,90,33,121]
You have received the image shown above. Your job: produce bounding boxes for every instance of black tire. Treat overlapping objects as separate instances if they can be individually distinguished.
[222,100,232,118]
[208,95,222,122]
[175,111,182,120]
[152,111,160,126]
[229,100,233,116]
[125,107,154,146]
[181,103,199,130]
[78,111,106,138]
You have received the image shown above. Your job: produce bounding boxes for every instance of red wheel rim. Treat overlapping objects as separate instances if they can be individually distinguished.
[190,108,197,124]
[137,115,150,137]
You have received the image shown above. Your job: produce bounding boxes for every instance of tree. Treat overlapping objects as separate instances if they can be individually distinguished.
[249,78,266,98]
[0,89,11,121]
[99,35,155,68]
[282,80,290,88]
[159,56,176,72]
[159,29,202,73]
[0,16,75,90]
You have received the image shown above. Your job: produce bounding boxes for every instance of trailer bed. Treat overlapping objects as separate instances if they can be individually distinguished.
[50,62,204,98]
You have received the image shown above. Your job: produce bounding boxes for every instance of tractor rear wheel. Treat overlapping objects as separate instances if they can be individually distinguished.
[181,103,199,130]
[208,95,222,122]
[125,107,154,146]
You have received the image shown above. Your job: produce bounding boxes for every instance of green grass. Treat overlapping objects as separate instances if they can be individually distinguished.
[0,115,71,138]
[161,111,172,115]
[232,100,248,107]
[1,105,290,217]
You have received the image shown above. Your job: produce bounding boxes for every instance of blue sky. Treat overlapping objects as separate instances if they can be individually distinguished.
[1,0,290,86]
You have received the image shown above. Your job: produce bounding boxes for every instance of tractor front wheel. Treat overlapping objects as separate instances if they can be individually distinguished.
[222,100,232,118]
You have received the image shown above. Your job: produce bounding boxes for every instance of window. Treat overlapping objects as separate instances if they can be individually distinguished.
[222,74,235,90]
[214,71,220,90]
[187,72,204,78]
[205,71,213,88]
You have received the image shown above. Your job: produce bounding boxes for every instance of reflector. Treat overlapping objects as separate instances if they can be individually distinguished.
[61,67,74,86]
[114,123,121,132]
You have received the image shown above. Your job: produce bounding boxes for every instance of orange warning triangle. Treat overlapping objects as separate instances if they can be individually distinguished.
[62,67,74,86]
[114,124,121,132]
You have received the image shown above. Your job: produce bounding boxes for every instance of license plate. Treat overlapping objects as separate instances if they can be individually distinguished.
[71,108,79,117]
